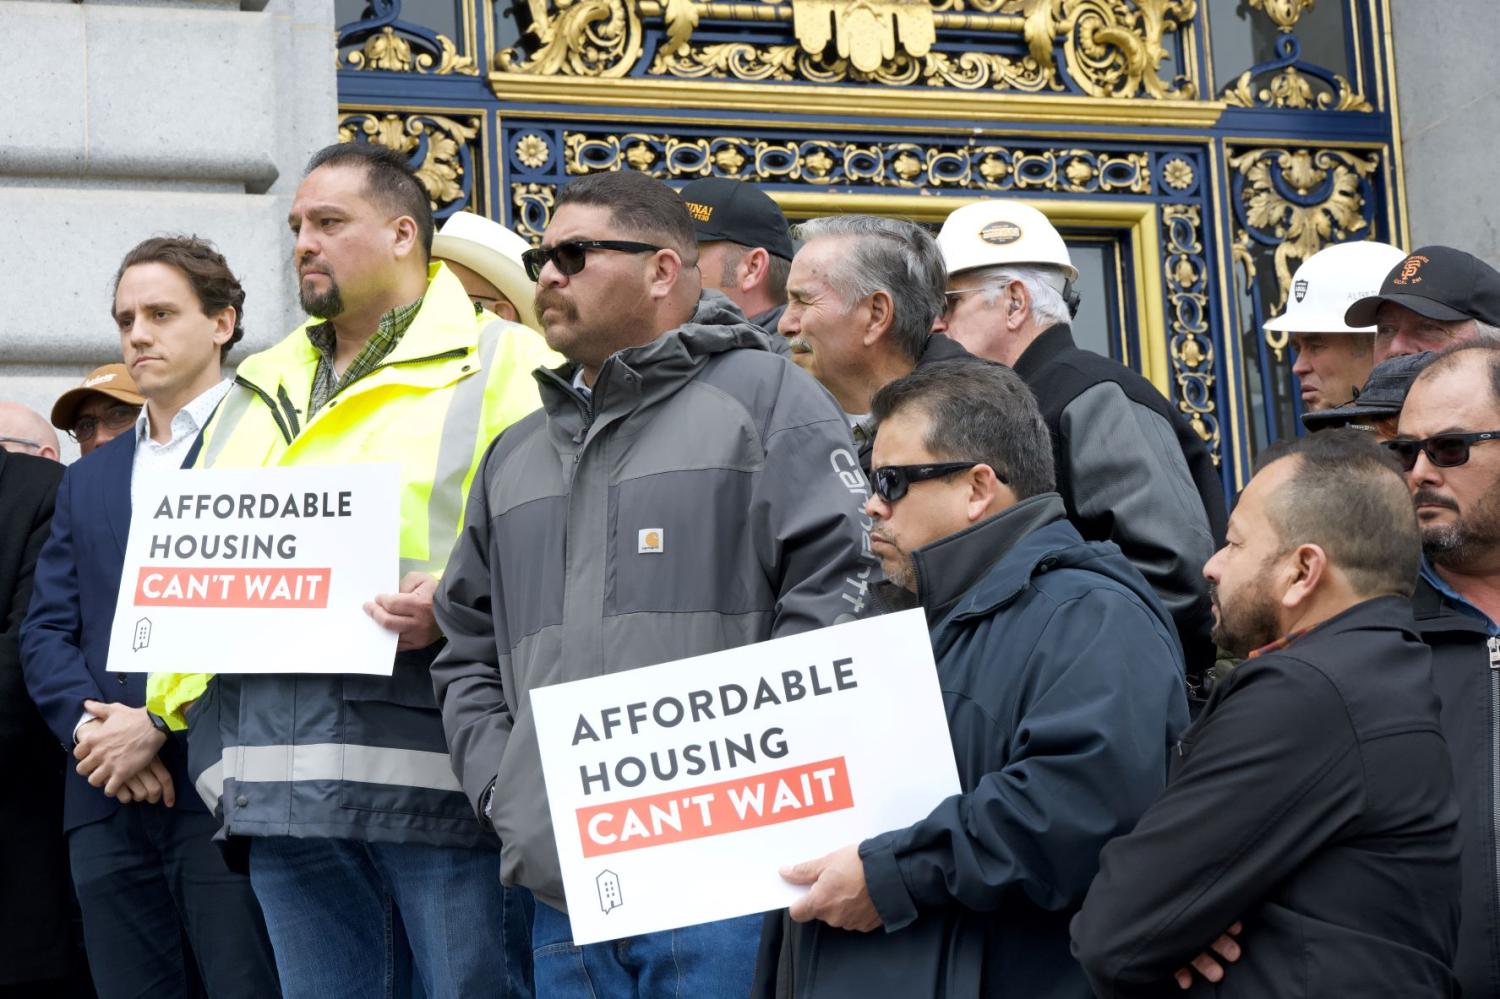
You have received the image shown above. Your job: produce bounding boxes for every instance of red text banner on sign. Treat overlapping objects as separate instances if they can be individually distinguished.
[134,567,332,608]
[576,756,854,858]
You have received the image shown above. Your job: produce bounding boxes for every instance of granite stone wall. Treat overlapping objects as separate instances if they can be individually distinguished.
[1391,0,1500,266]
[0,0,335,461]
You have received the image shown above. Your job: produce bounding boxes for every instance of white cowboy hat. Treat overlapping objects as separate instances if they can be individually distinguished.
[431,211,539,331]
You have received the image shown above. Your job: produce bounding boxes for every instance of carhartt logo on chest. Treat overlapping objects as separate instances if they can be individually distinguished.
[638,528,664,554]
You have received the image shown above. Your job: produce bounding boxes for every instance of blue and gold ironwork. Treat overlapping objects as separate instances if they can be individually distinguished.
[338,109,486,218]
[1163,203,1220,461]
[339,2,480,74]
[492,0,1199,98]
[335,0,1408,495]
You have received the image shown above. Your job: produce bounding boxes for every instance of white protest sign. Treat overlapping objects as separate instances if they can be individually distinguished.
[107,463,400,675]
[531,608,959,945]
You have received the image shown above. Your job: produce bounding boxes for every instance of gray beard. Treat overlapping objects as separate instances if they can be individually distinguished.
[1424,520,1500,570]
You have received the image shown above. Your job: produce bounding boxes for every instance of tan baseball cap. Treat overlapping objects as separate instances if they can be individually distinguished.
[51,363,146,430]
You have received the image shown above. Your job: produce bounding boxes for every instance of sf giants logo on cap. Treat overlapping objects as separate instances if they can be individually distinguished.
[685,202,713,223]
[1394,254,1430,286]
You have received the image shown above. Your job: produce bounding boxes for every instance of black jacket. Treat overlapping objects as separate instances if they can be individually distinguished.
[854,332,975,477]
[1072,596,1462,997]
[1413,574,1500,999]
[754,495,1189,998]
[0,450,78,985]
[1013,323,1226,676]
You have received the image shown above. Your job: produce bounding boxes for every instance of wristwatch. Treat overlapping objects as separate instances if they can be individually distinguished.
[148,712,172,738]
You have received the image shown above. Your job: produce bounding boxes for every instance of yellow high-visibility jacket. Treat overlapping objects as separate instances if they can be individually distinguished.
[148,262,558,728]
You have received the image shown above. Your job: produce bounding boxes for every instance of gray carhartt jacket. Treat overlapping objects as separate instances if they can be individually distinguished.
[432,293,874,909]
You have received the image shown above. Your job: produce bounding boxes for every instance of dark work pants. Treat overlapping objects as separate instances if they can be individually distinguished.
[68,804,280,999]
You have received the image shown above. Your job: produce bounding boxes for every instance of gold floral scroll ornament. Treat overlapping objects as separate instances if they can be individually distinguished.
[338,112,481,210]
[1246,0,1315,31]
[1229,147,1378,359]
[792,0,936,74]
[342,26,478,75]
[507,0,1194,98]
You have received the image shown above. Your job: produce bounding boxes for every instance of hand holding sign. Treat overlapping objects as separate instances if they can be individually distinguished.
[365,572,442,652]
[783,844,881,932]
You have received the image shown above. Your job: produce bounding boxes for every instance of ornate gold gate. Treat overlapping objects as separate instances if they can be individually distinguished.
[334,0,1407,498]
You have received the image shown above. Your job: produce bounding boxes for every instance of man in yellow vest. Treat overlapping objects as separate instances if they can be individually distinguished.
[150,143,557,998]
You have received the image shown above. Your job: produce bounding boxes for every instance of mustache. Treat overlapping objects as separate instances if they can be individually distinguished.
[785,337,811,354]
[1413,488,1459,512]
[534,288,578,322]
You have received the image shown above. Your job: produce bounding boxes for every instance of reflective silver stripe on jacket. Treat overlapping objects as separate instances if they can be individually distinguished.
[194,742,463,809]
[199,383,257,468]
[401,320,506,577]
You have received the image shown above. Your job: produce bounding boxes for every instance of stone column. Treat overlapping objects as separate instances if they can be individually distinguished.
[0,0,335,460]
[1391,0,1500,266]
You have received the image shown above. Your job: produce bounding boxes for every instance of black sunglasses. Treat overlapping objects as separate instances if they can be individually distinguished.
[871,461,991,503]
[521,240,664,281]
[70,403,142,443]
[1383,430,1500,471]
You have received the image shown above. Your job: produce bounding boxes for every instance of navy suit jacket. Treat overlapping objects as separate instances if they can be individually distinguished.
[21,431,201,831]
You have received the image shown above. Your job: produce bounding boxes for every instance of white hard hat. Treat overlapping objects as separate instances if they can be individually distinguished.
[936,201,1078,283]
[431,211,539,330]
[1263,240,1407,334]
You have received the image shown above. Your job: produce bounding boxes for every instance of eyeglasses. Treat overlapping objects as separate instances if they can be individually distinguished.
[942,285,1006,300]
[70,403,141,444]
[0,435,43,451]
[520,240,664,281]
[871,461,991,503]
[1383,430,1500,471]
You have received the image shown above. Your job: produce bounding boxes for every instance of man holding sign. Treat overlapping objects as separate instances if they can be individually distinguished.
[147,143,559,999]
[432,170,872,998]
[754,360,1191,999]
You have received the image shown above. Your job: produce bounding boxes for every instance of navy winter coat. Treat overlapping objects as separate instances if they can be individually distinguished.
[754,494,1190,998]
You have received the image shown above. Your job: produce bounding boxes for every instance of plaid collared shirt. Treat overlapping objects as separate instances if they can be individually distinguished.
[305,297,423,417]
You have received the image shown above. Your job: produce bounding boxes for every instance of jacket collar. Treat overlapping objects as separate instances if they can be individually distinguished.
[534,290,770,441]
[917,331,973,366]
[1412,572,1497,637]
[1262,594,1421,653]
[1010,323,1075,381]
[910,493,1069,623]
[236,263,480,393]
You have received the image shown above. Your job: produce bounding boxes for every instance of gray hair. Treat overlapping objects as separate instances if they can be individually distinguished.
[870,359,1056,500]
[793,215,947,362]
[969,264,1072,328]
[1474,320,1500,344]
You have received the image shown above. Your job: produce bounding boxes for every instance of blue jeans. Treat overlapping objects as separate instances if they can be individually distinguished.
[249,837,532,999]
[532,901,759,998]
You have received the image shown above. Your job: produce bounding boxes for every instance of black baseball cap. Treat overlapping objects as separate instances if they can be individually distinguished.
[1302,351,1434,432]
[1345,245,1500,328]
[679,178,795,262]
